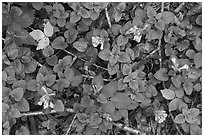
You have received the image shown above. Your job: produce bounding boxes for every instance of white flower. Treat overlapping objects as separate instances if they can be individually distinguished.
[92,36,104,50]
[37,86,55,109]
[155,110,168,123]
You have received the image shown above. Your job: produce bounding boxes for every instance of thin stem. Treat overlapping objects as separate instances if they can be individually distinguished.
[66,114,77,135]
[105,7,111,28]
[174,2,185,13]
[82,74,110,82]
[169,113,183,135]
[161,2,164,12]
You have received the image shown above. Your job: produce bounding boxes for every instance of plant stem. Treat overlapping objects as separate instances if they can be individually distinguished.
[82,74,110,82]
[174,2,185,13]
[161,2,164,12]
[66,114,77,135]
[105,7,112,28]
[169,113,183,135]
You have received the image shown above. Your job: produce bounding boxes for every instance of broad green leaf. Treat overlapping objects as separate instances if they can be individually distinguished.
[80,8,90,18]
[175,88,184,98]
[154,68,169,81]
[64,29,78,43]
[111,24,122,36]
[133,9,145,27]
[45,74,56,87]
[98,49,111,61]
[29,29,45,41]
[97,94,108,104]
[126,47,135,60]
[117,35,128,46]
[171,75,181,88]
[2,103,9,114]
[101,81,117,98]
[145,29,162,40]
[195,14,202,26]
[162,11,175,24]
[70,11,81,23]
[57,18,66,27]
[122,64,132,75]
[187,108,200,118]
[174,114,185,124]
[190,124,202,135]
[15,126,30,135]
[89,9,99,20]
[27,79,37,91]
[194,52,202,68]
[129,80,139,91]
[147,6,157,18]
[31,2,43,10]
[107,63,119,75]
[10,87,24,101]
[117,78,128,90]
[53,99,64,112]
[89,113,102,126]
[80,95,94,108]
[77,113,89,123]
[44,21,53,37]
[17,98,30,112]
[64,66,75,81]
[92,75,104,91]
[73,39,88,52]
[155,20,165,30]
[194,83,201,91]
[46,55,58,66]
[186,49,196,59]
[145,84,158,97]
[183,81,193,95]
[161,89,175,100]
[52,36,68,49]
[71,75,82,87]
[181,122,190,133]
[10,108,21,118]
[118,52,131,63]
[42,46,54,57]
[111,93,131,109]
[115,11,122,22]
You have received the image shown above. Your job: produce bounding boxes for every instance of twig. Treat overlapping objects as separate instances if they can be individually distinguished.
[21,108,74,117]
[82,74,110,82]
[113,123,146,135]
[174,2,185,13]
[66,114,77,135]
[169,113,182,135]
[105,7,111,28]
[161,2,164,12]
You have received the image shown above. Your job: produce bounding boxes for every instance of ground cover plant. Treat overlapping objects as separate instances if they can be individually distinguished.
[2,2,202,135]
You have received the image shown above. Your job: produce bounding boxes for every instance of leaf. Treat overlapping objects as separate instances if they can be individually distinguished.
[162,11,175,24]
[187,108,200,118]
[64,66,75,81]
[108,63,119,75]
[154,68,169,81]
[171,75,181,88]
[111,93,131,109]
[145,84,158,97]
[45,74,56,87]
[80,95,94,108]
[29,29,45,41]
[46,55,58,66]
[15,126,30,135]
[101,81,117,98]
[117,35,128,46]
[10,87,24,101]
[98,49,111,61]
[2,103,9,114]
[118,52,131,63]
[181,122,190,133]
[37,37,50,50]
[194,52,202,68]
[115,11,122,22]
[145,29,162,40]
[44,21,54,37]
[80,8,90,18]
[155,20,165,30]
[122,64,132,75]
[17,98,30,112]
[92,75,104,91]
[57,18,66,27]
[174,114,185,124]
[71,75,82,87]
[10,108,22,118]
[126,47,135,60]
[97,94,108,104]
[89,9,99,20]
[168,98,182,112]
[42,46,54,57]
[64,29,78,43]
[70,11,81,23]
[53,99,64,112]
[161,89,175,100]
[31,2,43,10]
[77,113,88,123]
[52,36,68,49]
[147,6,157,18]
[73,39,88,52]
[196,14,202,26]
[129,80,139,91]
[175,88,184,98]
[89,113,102,126]
[183,81,193,95]
[190,124,202,135]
